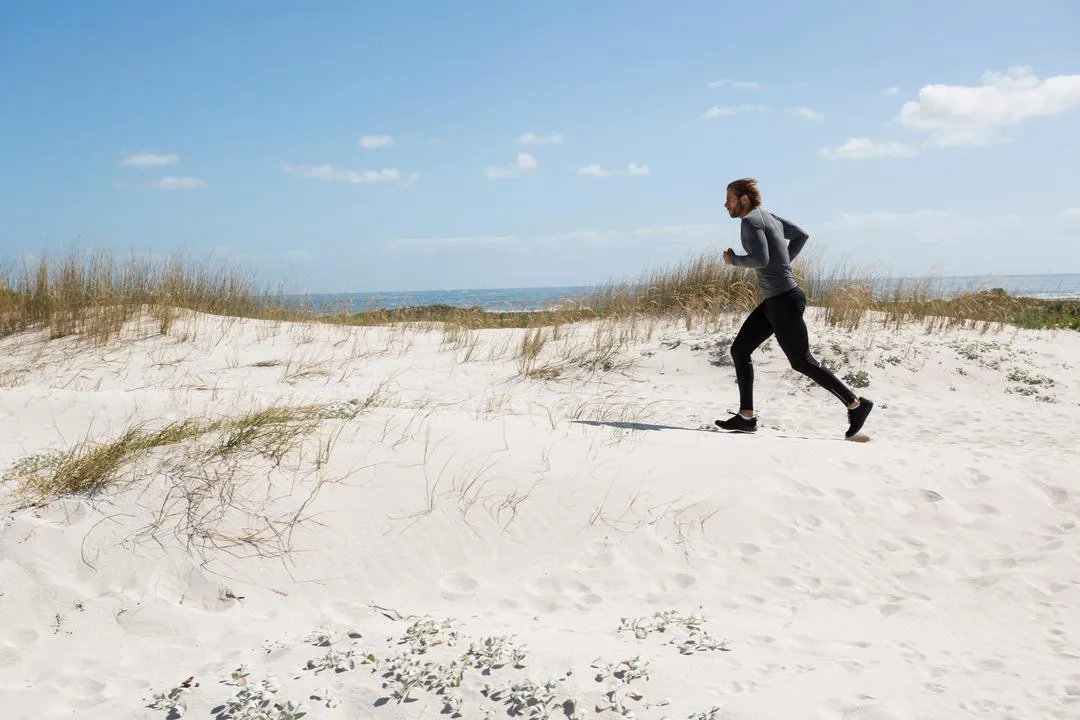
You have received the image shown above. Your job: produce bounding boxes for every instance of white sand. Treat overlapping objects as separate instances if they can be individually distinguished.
[1,309,1078,719]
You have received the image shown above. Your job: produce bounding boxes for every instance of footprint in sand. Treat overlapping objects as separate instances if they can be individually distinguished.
[564,579,603,608]
[840,659,865,674]
[737,542,762,559]
[1036,483,1069,505]
[439,572,479,600]
[522,574,570,613]
[877,598,904,616]
[963,468,992,488]
[668,572,696,590]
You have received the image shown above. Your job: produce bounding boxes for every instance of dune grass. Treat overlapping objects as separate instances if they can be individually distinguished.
[1,403,360,504]
[2,247,1075,347]
[0,248,314,343]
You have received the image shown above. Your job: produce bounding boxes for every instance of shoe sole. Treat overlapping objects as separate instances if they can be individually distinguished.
[714,422,757,433]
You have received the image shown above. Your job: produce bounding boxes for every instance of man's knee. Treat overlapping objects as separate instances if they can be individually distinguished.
[788,352,820,373]
[730,341,751,365]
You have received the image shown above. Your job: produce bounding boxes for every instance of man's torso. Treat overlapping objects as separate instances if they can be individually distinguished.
[741,207,797,299]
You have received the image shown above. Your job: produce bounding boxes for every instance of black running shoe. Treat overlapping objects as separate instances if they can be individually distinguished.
[846,397,873,438]
[715,413,758,433]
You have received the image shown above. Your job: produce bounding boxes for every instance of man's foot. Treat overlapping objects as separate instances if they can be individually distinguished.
[846,397,873,438]
[715,413,758,433]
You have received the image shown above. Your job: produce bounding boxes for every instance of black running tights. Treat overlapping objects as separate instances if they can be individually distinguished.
[730,286,856,411]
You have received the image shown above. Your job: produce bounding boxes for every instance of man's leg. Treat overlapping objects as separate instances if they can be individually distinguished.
[766,288,875,436]
[766,288,857,406]
[729,302,774,415]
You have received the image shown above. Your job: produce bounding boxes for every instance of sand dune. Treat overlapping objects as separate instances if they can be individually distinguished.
[1,309,1077,719]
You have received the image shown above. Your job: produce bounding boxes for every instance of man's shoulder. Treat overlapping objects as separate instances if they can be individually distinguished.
[741,207,773,227]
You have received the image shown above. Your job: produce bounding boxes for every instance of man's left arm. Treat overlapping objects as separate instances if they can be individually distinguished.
[772,213,809,260]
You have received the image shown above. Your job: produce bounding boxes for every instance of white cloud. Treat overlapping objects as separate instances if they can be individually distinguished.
[359,135,394,149]
[880,86,900,97]
[283,164,402,183]
[121,151,179,168]
[485,153,538,179]
[285,250,312,262]
[894,66,1080,146]
[151,176,206,189]
[577,162,650,178]
[820,137,917,160]
[788,106,824,122]
[577,164,610,178]
[708,79,762,90]
[703,104,770,118]
[517,132,564,145]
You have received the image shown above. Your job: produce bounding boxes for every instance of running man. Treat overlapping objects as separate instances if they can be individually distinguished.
[715,178,873,438]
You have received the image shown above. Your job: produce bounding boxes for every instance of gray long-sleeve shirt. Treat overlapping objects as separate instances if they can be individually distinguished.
[729,206,810,299]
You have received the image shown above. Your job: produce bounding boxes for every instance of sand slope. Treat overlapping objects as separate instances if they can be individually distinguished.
[1,310,1078,719]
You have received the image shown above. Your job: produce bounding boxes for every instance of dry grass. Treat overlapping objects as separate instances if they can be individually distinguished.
[1,401,373,505]
[3,247,1071,352]
[0,247,314,344]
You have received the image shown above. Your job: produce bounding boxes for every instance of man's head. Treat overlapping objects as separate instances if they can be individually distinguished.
[725,178,761,218]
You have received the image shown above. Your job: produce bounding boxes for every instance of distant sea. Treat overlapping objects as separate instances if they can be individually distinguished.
[286,273,1080,315]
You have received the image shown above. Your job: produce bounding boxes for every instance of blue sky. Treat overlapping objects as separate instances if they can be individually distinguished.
[2,0,1079,293]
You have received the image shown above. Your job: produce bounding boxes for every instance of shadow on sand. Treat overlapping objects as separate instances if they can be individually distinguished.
[571,419,707,433]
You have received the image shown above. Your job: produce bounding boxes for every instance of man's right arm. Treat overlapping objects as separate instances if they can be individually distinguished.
[729,218,770,269]
[772,213,809,260]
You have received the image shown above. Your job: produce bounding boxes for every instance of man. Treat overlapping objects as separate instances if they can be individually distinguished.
[715,177,873,438]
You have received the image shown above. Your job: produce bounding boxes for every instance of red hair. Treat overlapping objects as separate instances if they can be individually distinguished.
[726,178,761,208]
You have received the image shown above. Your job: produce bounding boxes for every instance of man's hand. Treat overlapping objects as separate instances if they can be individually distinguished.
[723,248,735,265]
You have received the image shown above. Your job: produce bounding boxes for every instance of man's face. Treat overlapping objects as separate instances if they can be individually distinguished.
[724,190,741,218]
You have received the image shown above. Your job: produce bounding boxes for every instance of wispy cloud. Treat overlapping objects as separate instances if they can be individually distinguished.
[359,134,394,149]
[880,86,901,97]
[517,132,563,145]
[893,66,1080,147]
[150,176,206,190]
[703,104,770,119]
[577,162,650,178]
[485,153,538,179]
[708,79,762,90]
[120,151,179,168]
[787,106,824,122]
[283,164,402,183]
[820,137,917,160]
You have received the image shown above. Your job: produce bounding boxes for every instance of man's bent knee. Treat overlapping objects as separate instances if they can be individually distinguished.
[788,354,821,374]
